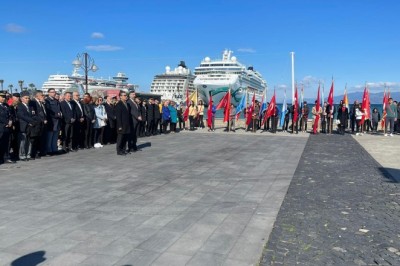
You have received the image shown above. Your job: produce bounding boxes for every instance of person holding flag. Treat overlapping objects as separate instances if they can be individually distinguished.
[207,93,216,132]
[337,100,349,135]
[216,89,231,131]
[312,85,322,134]
[226,103,236,132]
[326,79,335,134]
[291,86,299,134]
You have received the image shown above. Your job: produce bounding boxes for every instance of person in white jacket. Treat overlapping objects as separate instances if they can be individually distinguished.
[93,97,107,147]
[355,103,364,136]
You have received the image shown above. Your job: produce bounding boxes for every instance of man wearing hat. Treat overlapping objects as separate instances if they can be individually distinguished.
[0,91,14,164]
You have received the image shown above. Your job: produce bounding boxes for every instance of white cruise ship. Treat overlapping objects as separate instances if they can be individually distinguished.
[42,67,137,95]
[42,74,83,94]
[193,50,267,105]
[150,61,196,103]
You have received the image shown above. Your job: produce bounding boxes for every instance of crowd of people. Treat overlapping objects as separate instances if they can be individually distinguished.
[1,89,399,165]
[0,89,190,165]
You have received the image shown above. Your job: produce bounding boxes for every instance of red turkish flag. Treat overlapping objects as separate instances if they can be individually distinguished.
[246,92,256,126]
[262,91,276,126]
[313,85,320,134]
[293,86,299,123]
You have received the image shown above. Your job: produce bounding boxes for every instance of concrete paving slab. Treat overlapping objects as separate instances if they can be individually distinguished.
[0,132,307,265]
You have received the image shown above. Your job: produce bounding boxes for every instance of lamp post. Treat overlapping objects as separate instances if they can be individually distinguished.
[72,53,99,94]
[18,80,24,92]
[0,79,3,91]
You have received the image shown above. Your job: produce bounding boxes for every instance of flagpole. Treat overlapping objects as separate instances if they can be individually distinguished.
[245,88,248,131]
[291,52,295,104]
[228,87,230,132]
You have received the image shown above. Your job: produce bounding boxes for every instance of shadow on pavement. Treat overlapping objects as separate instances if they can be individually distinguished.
[11,251,46,266]
[379,167,400,183]
[138,142,151,149]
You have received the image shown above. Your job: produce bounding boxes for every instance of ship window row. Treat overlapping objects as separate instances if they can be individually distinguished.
[200,64,238,67]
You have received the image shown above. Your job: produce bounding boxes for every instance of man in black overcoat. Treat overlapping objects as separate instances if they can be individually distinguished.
[146,98,154,136]
[127,91,142,152]
[115,91,131,155]
[103,95,116,144]
[71,91,85,150]
[29,90,47,158]
[60,92,76,152]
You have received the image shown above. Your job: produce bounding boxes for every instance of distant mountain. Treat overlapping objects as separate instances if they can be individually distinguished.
[304,91,400,104]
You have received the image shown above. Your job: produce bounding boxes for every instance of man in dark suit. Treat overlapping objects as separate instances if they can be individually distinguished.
[0,91,13,164]
[127,91,142,152]
[60,92,76,152]
[103,95,116,144]
[71,91,85,150]
[146,98,154,136]
[29,90,47,158]
[115,91,131,155]
[45,88,62,155]
[17,91,36,161]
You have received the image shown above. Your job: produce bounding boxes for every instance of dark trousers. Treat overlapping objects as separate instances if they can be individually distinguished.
[338,124,345,135]
[84,121,93,148]
[301,117,307,131]
[147,119,154,135]
[350,117,356,132]
[0,131,9,163]
[104,123,116,144]
[327,117,333,133]
[139,121,146,137]
[363,120,371,132]
[271,117,278,133]
[73,121,85,149]
[321,116,327,133]
[179,118,185,130]
[189,116,195,130]
[283,117,289,131]
[129,121,139,150]
[94,127,104,144]
[62,123,74,150]
[170,122,177,132]
[162,119,170,133]
[30,136,41,157]
[198,115,204,128]
[116,133,129,154]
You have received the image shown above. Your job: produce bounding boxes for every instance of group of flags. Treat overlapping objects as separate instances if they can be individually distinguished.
[179,80,389,130]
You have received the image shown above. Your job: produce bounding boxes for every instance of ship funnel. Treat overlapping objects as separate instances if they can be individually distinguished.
[178,61,187,68]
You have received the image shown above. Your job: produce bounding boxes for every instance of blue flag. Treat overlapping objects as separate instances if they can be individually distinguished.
[280,91,287,127]
[236,92,246,114]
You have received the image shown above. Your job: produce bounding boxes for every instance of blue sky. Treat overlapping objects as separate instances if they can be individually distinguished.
[1,0,399,101]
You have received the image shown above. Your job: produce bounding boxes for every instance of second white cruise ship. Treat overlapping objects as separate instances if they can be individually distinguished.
[193,50,267,105]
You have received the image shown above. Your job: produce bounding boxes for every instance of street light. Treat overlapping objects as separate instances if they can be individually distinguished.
[0,79,4,91]
[72,53,99,93]
[18,80,24,91]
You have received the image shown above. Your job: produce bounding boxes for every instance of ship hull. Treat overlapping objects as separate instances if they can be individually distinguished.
[196,81,263,106]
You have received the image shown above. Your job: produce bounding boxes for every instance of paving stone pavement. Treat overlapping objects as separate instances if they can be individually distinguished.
[260,134,400,266]
[0,130,308,266]
[352,133,400,182]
